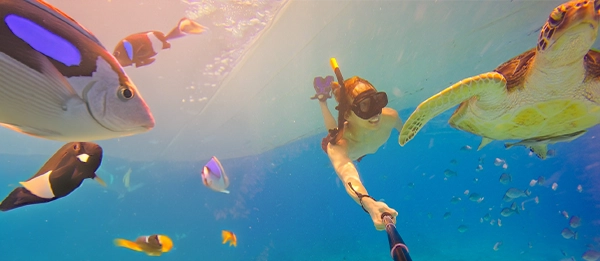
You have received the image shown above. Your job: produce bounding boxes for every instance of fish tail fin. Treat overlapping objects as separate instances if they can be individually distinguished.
[525,189,531,197]
[165,18,206,40]
[0,187,52,211]
[114,239,142,252]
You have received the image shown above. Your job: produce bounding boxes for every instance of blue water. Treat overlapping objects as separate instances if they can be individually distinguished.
[1,108,598,261]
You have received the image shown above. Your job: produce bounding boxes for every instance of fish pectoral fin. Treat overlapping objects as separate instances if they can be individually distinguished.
[94,174,107,187]
[478,137,493,150]
[2,49,78,96]
[136,58,155,68]
[0,51,82,135]
[528,145,548,160]
[114,239,142,252]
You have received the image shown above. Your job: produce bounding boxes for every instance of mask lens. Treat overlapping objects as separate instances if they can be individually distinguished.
[375,92,388,107]
[359,98,371,112]
[352,91,387,119]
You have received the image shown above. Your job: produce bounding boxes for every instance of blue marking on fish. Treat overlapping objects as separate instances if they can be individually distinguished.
[123,40,134,61]
[205,157,222,178]
[5,14,81,66]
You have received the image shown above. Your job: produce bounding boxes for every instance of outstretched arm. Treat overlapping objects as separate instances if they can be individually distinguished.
[319,101,337,131]
[327,142,398,230]
[327,142,369,204]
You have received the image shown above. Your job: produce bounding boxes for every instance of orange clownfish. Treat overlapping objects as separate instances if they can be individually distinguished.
[113,18,205,68]
[114,234,173,256]
[222,230,237,247]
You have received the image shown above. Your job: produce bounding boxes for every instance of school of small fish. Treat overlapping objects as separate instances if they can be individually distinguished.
[427,142,593,259]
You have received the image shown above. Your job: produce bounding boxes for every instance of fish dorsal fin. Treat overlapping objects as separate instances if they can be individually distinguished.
[24,0,105,48]
[20,170,55,199]
[205,157,223,179]
[528,145,548,160]
[478,137,493,150]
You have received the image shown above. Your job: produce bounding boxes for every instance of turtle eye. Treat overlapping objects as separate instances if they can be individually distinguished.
[73,143,80,151]
[118,86,135,101]
[549,8,565,27]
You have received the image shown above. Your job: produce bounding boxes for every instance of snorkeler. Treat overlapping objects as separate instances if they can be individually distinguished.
[312,59,403,230]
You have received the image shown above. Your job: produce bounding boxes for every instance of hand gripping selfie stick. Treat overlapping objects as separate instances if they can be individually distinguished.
[382,212,412,261]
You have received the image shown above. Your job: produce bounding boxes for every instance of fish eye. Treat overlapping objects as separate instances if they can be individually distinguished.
[118,86,135,101]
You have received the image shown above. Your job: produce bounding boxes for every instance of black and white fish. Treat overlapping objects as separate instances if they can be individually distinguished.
[0,142,105,211]
[113,18,206,68]
[0,0,154,141]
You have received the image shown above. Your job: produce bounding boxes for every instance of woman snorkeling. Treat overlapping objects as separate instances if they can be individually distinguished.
[312,61,403,230]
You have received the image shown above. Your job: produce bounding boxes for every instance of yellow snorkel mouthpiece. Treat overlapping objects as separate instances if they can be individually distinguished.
[330,58,339,71]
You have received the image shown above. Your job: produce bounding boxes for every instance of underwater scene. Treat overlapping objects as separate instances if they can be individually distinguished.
[1,0,600,260]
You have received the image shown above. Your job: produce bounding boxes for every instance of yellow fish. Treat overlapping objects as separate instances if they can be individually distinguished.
[114,234,173,256]
[222,230,237,247]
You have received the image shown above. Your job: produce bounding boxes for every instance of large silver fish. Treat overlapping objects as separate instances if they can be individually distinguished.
[0,0,154,141]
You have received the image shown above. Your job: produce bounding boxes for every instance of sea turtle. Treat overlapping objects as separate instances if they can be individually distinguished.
[399,0,600,159]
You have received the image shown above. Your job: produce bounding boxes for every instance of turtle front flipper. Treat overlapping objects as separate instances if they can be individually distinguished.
[399,72,507,145]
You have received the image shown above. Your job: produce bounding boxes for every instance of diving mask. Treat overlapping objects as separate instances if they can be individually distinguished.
[351,89,388,120]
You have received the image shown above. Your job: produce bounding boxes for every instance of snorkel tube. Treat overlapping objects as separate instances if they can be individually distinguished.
[382,212,412,261]
[329,58,351,145]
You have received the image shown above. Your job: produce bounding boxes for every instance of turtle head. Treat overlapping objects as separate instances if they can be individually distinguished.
[537,0,600,66]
